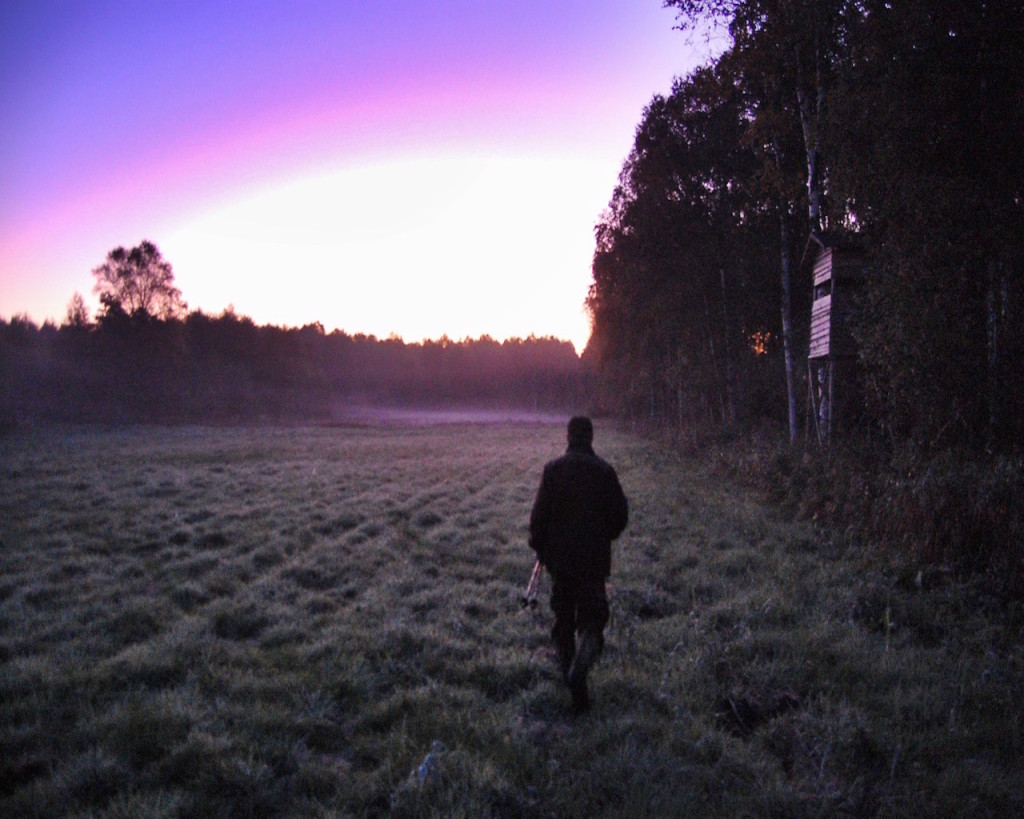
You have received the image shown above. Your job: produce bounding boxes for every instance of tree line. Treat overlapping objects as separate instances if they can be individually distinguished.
[1,244,583,428]
[585,0,1023,454]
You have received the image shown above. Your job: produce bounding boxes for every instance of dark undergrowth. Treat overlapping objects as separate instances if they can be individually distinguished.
[710,429,1024,598]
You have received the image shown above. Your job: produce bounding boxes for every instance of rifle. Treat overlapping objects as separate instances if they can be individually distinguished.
[520,560,542,610]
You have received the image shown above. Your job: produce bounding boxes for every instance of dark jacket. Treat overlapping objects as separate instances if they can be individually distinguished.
[528,442,628,581]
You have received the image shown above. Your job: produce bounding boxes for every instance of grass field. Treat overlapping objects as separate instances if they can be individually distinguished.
[1,422,1022,817]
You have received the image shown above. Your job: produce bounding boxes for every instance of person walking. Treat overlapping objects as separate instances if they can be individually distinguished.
[528,416,628,714]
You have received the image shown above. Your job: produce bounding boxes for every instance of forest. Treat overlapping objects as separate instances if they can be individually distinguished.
[586,0,1023,453]
[582,0,1023,585]
[0,304,582,427]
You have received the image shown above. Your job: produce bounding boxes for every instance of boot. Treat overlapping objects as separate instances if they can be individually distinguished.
[570,678,590,715]
[553,626,576,684]
[567,629,601,691]
[559,648,574,685]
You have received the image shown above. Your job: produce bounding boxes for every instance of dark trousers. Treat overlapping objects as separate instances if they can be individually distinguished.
[550,573,609,674]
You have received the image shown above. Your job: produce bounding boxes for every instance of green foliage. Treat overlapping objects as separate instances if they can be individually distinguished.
[2,424,1022,816]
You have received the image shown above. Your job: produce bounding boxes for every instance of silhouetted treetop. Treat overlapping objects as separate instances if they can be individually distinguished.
[92,240,186,321]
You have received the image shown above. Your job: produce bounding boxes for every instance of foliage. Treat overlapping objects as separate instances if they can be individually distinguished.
[63,292,90,329]
[660,0,1024,451]
[669,0,855,227]
[2,424,1022,816]
[826,0,1024,449]
[718,432,1024,594]
[585,63,784,432]
[92,240,186,321]
[873,450,1024,584]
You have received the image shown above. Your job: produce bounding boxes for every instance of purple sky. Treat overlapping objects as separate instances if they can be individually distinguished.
[1,1,717,351]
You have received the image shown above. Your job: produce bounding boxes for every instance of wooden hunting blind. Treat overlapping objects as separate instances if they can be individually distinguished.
[803,233,865,445]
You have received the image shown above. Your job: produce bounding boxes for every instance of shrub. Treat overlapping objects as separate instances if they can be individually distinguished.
[722,435,1024,593]
[874,451,1024,587]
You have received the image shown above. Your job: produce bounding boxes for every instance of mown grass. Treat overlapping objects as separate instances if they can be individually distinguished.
[1,422,1022,817]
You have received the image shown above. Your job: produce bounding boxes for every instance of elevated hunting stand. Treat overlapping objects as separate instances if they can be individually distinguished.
[804,233,865,446]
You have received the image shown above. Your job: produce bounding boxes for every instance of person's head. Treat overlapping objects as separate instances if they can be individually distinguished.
[567,415,594,449]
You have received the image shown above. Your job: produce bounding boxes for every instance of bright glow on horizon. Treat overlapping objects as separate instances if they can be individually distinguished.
[163,152,612,352]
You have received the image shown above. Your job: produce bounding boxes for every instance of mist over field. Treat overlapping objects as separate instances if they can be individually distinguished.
[329,407,568,426]
[2,422,1021,816]
[0,314,585,429]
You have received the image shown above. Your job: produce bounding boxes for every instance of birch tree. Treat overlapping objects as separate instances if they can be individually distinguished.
[666,0,853,440]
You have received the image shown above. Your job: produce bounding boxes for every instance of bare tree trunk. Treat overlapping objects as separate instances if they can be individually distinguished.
[780,210,800,442]
[796,86,822,232]
[720,267,737,424]
[795,6,826,235]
